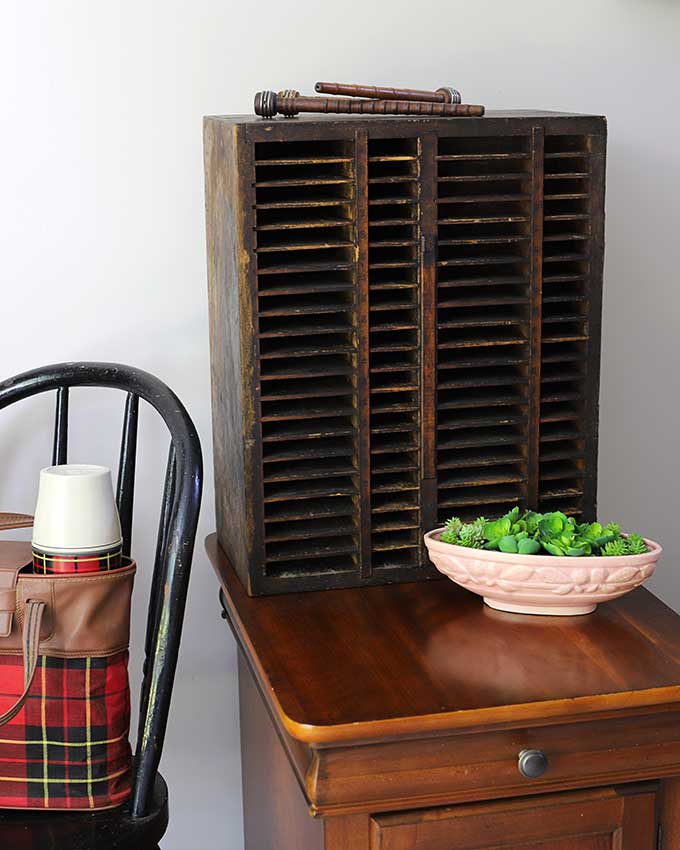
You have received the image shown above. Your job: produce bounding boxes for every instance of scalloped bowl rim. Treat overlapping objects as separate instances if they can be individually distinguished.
[424,528,662,566]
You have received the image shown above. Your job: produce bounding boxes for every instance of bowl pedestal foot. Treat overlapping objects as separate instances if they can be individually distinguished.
[484,597,597,617]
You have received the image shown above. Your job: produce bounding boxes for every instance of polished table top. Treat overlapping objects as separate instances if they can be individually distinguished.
[207,534,680,745]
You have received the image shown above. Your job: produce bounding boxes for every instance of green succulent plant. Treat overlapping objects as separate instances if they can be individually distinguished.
[602,539,628,557]
[439,508,651,558]
[575,521,616,552]
[534,511,590,556]
[458,518,486,549]
[497,532,541,555]
[625,534,648,555]
[441,516,487,548]
[482,506,526,549]
[441,516,463,544]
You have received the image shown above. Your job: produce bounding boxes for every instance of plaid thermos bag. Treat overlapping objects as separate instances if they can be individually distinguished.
[0,517,135,811]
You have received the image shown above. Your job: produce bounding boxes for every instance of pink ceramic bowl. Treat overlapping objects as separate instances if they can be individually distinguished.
[424,529,662,616]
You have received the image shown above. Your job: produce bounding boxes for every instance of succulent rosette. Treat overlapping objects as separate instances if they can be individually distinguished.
[440,507,649,558]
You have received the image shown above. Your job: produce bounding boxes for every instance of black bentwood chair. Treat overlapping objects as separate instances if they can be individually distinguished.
[0,362,203,850]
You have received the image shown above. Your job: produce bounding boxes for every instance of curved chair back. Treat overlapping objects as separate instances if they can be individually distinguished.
[0,362,203,817]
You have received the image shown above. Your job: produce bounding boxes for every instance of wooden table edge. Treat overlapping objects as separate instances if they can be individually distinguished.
[207,533,680,747]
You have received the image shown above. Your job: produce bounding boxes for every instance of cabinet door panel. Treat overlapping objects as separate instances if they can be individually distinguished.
[370,785,657,850]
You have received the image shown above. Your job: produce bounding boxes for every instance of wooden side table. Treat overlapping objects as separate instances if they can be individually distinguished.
[208,534,680,850]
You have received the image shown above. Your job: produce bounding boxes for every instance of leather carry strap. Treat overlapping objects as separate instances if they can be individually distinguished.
[0,513,33,531]
[0,544,33,638]
[0,599,46,726]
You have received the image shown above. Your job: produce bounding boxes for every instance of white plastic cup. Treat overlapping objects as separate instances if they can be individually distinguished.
[32,465,122,573]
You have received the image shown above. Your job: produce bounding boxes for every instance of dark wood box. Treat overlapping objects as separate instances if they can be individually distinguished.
[204,111,606,595]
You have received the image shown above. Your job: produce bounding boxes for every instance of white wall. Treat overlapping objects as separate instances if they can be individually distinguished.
[1,1,679,847]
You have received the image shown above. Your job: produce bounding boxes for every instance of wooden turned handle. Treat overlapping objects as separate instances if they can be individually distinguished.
[0,512,33,531]
[350,99,483,116]
[254,92,485,118]
[315,81,462,104]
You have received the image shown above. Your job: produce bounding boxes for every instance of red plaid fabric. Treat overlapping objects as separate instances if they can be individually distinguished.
[32,546,123,574]
[0,651,132,810]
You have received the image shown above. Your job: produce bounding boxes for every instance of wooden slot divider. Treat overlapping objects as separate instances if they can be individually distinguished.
[527,126,545,507]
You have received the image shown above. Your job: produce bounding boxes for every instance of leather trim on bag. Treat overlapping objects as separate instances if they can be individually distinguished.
[0,546,136,657]
[0,542,30,638]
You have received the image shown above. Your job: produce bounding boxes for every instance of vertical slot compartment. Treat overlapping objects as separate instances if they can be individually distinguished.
[435,135,532,522]
[368,138,423,570]
[254,139,361,579]
[539,135,593,518]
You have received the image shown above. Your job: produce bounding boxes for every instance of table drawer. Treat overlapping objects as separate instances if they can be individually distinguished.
[311,710,680,815]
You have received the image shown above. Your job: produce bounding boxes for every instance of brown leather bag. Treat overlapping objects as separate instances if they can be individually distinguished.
[0,513,135,810]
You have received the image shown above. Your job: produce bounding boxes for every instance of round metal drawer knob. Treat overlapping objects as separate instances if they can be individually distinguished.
[518,749,548,778]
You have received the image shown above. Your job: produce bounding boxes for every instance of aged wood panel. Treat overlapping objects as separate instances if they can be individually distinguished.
[204,120,255,592]
[582,127,607,518]
[205,112,606,595]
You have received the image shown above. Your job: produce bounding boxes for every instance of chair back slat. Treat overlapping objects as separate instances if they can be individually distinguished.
[134,439,196,817]
[116,393,139,558]
[143,443,176,676]
[52,386,69,466]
